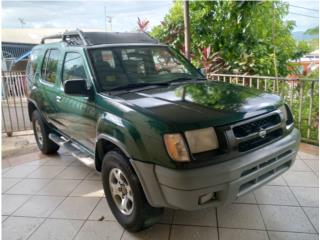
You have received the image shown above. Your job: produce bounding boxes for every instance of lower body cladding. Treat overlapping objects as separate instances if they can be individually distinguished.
[131,128,300,211]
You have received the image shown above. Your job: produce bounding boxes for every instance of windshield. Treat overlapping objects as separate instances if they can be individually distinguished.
[89,46,203,91]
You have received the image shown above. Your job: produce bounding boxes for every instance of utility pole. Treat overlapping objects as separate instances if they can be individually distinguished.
[272,2,279,93]
[104,7,107,32]
[183,1,190,60]
[272,2,278,78]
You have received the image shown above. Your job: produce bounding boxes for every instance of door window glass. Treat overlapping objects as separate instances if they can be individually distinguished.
[26,49,41,83]
[62,52,87,82]
[41,49,60,83]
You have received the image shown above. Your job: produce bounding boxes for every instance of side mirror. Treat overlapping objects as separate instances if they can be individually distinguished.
[63,79,89,96]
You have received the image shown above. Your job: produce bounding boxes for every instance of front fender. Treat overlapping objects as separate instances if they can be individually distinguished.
[96,112,149,161]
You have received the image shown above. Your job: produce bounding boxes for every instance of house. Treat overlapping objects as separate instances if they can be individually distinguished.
[287,49,319,87]
[1,28,102,71]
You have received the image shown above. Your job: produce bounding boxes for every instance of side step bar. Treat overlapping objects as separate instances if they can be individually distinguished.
[49,133,95,169]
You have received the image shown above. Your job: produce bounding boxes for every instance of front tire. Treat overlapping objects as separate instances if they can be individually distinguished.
[32,110,59,154]
[102,151,163,232]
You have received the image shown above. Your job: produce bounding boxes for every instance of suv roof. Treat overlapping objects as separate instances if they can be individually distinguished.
[40,29,159,47]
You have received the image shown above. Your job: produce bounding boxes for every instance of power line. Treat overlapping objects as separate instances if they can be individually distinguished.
[289,4,319,12]
[289,12,319,19]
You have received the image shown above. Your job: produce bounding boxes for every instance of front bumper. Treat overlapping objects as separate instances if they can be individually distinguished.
[131,128,300,210]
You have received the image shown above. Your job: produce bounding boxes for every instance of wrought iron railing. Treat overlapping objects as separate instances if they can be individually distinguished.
[1,71,319,144]
[1,71,30,136]
[209,73,319,144]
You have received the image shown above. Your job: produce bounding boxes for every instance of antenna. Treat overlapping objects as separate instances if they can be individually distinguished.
[104,6,107,32]
[18,18,26,28]
[106,16,113,32]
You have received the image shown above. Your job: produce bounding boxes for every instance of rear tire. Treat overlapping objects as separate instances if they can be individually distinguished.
[32,110,59,154]
[101,150,163,232]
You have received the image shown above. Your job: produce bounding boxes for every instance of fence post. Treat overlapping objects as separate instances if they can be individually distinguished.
[298,81,304,130]
[289,82,294,109]
[307,81,314,139]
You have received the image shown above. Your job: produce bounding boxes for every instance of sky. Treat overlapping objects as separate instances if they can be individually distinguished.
[2,1,173,31]
[1,0,319,32]
[285,0,319,32]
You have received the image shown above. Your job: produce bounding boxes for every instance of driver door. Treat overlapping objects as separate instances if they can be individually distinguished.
[54,51,96,150]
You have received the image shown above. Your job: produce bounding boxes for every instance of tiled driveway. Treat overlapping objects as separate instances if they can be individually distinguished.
[2,150,319,240]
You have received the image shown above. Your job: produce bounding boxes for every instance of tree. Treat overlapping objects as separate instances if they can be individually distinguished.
[151,1,310,77]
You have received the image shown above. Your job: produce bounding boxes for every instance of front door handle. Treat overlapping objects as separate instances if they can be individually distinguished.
[56,96,62,102]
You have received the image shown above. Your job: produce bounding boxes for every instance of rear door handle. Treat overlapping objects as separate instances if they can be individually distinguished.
[56,96,62,102]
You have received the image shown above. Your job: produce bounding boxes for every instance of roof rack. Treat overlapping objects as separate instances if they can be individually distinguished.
[41,29,160,46]
[41,29,88,46]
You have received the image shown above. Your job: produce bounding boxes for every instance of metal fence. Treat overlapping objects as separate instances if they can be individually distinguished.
[1,71,31,136]
[209,73,319,144]
[1,71,318,144]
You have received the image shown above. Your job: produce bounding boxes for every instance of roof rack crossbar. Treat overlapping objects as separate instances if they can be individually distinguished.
[40,29,88,46]
[40,34,63,44]
[62,29,88,46]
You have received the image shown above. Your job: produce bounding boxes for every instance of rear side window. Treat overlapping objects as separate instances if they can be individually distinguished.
[41,49,60,84]
[62,52,87,82]
[26,49,41,83]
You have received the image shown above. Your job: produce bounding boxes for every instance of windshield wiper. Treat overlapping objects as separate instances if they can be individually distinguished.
[108,77,207,92]
[166,77,207,84]
[108,82,168,92]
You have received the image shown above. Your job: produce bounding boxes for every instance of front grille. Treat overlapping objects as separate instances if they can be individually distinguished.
[233,114,281,138]
[238,128,283,152]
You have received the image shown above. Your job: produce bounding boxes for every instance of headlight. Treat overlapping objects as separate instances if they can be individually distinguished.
[185,127,219,154]
[279,104,294,125]
[279,105,288,122]
[164,134,190,162]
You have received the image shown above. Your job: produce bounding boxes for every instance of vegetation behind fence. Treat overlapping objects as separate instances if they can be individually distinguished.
[210,73,319,145]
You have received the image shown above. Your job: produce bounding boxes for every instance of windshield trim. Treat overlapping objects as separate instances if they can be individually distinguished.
[86,43,168,50]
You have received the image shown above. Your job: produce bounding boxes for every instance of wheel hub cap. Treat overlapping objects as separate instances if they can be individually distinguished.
[35,120,43,146]
[109,168,134,215]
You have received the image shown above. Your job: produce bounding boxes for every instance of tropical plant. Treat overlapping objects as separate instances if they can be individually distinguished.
[151,0,311,77]
[137,17,150,32]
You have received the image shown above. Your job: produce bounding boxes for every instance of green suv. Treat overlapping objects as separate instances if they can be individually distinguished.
[27,30,300,232]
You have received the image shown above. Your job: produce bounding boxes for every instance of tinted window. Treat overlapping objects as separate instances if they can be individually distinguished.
[41,51,49,80]
[26,49,41,83]
[62,52,87,82]
[89,46,202,91]
[41,49,60,83]
[91,50,124,89]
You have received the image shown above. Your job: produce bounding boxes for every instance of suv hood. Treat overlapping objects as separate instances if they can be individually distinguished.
[109,81,283,129]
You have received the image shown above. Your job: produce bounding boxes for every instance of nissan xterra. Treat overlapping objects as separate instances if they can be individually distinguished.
[27,30,300,232]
